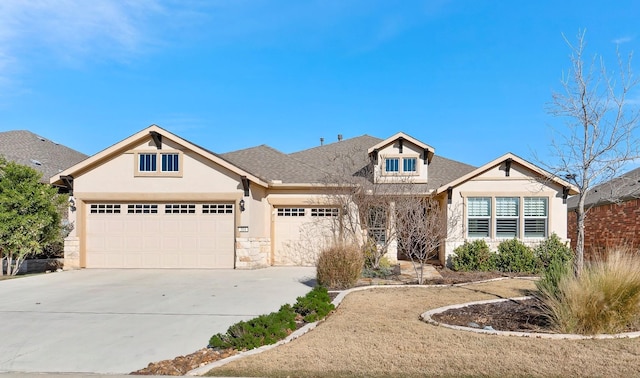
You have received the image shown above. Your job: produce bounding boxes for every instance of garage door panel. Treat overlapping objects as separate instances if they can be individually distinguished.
[274,207,337,266]
[86,203,235,269]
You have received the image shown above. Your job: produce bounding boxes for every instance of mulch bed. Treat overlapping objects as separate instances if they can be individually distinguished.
[131,348,238,376]
[432,297,554,333]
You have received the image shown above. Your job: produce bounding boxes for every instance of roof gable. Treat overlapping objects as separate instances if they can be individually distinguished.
[367,132,435,163]
[435,153,579,195]
[50,125,268,187]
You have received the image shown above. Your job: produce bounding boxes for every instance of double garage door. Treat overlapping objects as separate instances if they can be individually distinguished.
[86,203,235,268]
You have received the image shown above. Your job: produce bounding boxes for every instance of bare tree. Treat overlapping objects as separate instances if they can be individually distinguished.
[395,196,452,284]
[544,30,640,274]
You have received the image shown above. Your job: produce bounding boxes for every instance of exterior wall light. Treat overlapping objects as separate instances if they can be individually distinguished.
[239,199,245,212]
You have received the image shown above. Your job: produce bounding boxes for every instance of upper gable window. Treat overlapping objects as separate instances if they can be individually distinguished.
[383,156,419,175]
[135,151,183,177]
[385,158,399,172]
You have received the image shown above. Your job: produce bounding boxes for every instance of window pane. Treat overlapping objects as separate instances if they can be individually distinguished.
[524,197,547,216]
[496,197,518,216]
[496,219,518,237]
[403,158,417,172]
[139,154,157,172]
[161,153,179,172]
[525,219,547,237]
[385,158,399,172]
[468,197,491,216]
[468,219,490,237]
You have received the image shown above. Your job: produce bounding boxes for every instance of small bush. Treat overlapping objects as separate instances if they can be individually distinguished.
[451,240,496,271]
[494,239,536,273]
[316,243,364,289]
[209,304,297,350]
[535,255,573,301]
[534,233,574,272]
[538,249,640,335]
[292,286,335,323]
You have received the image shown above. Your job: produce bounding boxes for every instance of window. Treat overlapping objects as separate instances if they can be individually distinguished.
[467,197,491,237]
[90,204,121,214]
[277,208,305,216]
[367,207,387,244]
[203,204,233,214]
[127,204,158,214]
[311,208,339,217]
[139,153,157,172]
[165,204,195,214]
[385,158,399,172]
[496,197,519,238]
[403,157,417,172]
[524,197,548,238]
[161,153,179,172]
[135,151,182,176]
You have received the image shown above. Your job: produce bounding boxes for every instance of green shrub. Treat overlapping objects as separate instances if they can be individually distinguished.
[292,286,335,323]
[316,243,364,289]
[534,233,574,272]
[494,239,537,273]
[451,240,496,271]
[538,249,640,335]
[209,304,297,350]
[535,255,572,301]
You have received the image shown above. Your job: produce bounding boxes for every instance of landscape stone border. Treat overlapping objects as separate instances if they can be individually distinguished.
[421,296,640,340]
[185,277,616,376]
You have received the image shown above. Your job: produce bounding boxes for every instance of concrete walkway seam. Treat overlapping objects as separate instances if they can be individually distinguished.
[186,276,528,376]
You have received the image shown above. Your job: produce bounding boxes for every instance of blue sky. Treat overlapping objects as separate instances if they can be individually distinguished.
[1,0,639,167]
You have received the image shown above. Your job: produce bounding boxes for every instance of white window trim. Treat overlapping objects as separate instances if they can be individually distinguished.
[467,197,491,238]
[381,154,420,176]
[134,151,183,177]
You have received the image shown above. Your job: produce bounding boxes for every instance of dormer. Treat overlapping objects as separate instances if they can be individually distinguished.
[367,132,434,184]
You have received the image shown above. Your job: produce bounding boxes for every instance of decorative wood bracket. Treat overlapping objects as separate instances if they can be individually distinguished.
[398,138,403,154]
[150,131,162,149]
[423,148,429,165]
[447,186,453,205]
[505,158,513,177]
[241,176,250,197]
[563,186,570,204]
[371,150,378,165]
[60,175,74,195]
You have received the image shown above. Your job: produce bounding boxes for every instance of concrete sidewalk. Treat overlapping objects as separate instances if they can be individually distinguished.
[0,267,315,374]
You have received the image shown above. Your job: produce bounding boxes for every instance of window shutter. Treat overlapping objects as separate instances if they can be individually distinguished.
[468,197,491,216]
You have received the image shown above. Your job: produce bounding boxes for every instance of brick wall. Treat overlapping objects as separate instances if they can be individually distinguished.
[568,198,640,259]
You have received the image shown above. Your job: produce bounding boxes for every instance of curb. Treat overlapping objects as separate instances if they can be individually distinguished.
[420,296,640,340]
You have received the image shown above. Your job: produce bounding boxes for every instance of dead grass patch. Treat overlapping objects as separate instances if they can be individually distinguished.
[207,278,640,377]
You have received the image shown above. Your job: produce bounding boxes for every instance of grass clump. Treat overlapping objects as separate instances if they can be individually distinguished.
[451,240,496,271]
[537,248,640,334]
[316,243,364,289]
[494,239,537,273]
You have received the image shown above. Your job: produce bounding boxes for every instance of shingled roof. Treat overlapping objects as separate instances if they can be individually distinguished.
[0,130,88,182]
[567,166,640,210]
[222,133,476,189]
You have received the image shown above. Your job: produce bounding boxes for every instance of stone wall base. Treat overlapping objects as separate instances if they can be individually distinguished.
[63,236,80,270]
[235,237,270,269]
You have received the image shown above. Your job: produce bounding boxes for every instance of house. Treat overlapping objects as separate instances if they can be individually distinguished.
[567,167,640,257]
[0,130,88,184]
[50,125,578,270]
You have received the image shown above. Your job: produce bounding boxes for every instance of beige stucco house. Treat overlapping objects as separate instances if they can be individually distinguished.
[50,125,578,269]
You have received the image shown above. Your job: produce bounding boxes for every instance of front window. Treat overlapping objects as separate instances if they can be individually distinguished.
[496,197,519,238]
[524,197,548,238]
[367,206,387,244]
[467,197,490,237]
[403,157,417,172]
[161,153,179,172]
[385,158,399,172]
[139,153,157,172]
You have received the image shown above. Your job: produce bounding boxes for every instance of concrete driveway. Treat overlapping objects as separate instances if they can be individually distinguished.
[0,267,316,374]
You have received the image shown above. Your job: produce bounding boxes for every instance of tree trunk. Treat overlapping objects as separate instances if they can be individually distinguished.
[574,200,586,276]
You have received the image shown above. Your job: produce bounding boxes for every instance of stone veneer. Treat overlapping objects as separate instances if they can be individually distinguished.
[235,237,270,269]
[63,236,80,270]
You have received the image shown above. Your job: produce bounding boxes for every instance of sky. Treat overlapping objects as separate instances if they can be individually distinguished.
[0,0,639,168]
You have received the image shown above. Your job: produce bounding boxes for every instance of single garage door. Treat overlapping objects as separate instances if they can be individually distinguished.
[273,207,338,266]
[86,203,235,268]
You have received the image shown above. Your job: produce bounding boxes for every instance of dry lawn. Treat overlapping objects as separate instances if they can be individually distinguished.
[207,278,640,377]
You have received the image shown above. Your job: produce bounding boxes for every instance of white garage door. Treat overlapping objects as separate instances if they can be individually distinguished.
[273,207,338,266]
[86,203,235,268]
